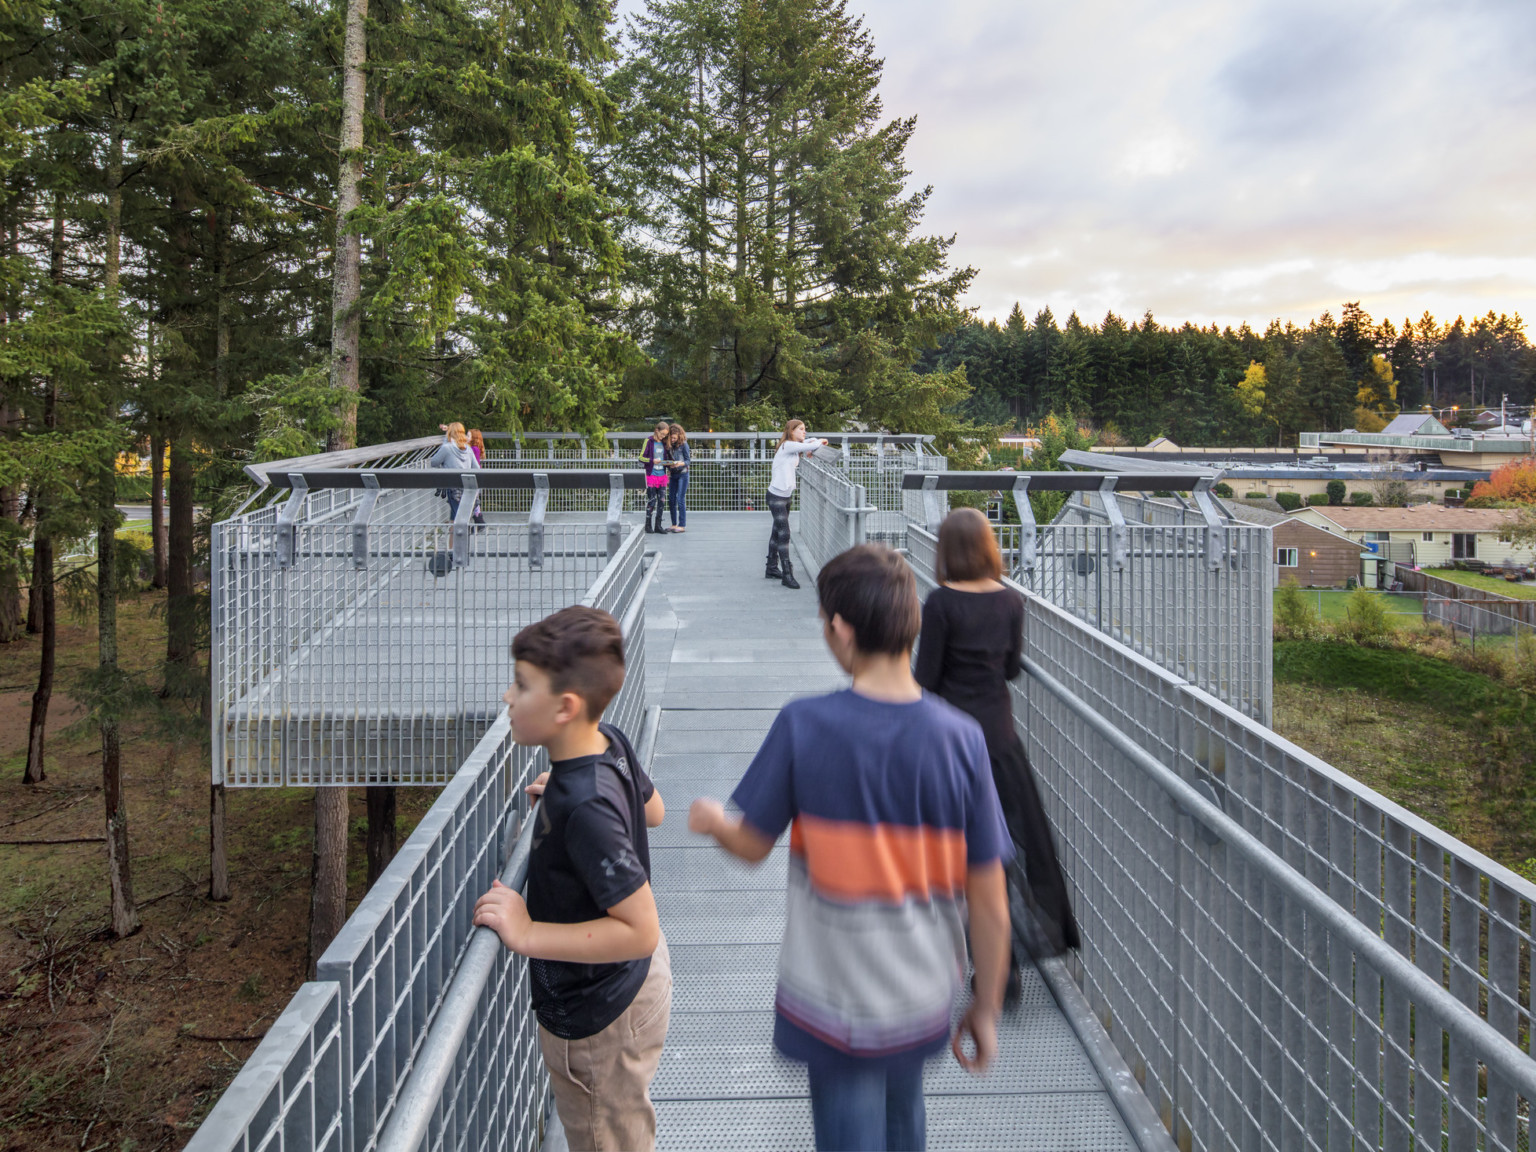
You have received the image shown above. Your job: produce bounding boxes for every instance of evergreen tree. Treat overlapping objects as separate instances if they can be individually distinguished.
[616,0,977,445]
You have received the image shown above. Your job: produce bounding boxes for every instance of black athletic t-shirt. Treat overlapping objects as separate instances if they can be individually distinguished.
[526,723,655,1040]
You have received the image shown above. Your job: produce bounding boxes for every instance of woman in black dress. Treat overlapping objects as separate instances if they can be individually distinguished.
[914,508,1080,973]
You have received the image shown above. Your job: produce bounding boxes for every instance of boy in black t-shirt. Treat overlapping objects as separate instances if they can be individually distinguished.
[473,606,669,1152]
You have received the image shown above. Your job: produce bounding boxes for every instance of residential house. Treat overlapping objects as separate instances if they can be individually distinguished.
[1289,505,1535,587]
[1227,501,1369,588]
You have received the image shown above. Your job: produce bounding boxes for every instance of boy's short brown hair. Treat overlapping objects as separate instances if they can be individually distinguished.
[936,507,1004,582]
[511,605,626,719]
[816,544,921,656]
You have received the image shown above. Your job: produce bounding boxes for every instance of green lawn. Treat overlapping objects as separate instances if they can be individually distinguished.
[1276,588,1425,625]
[1425,567,1536,600]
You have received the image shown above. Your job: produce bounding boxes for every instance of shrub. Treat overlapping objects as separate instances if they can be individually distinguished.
[1274,492,1302,511]
[1343,587,1391,642]
[1326,479,1346,505]
[1468,458,1536,505]
[1306,493,1329,506]
[1214,482,1233,498]
[1349,491,1374,506]
[1244,491,1265,499]
[1512,633,1536,697]
[1274,582,1322,640]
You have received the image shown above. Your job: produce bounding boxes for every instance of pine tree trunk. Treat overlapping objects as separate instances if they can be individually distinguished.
[23,535,51,785]
[25,545,40,634]
[150,430,166,589]
[315,0,369,952]
[101,126,138,938]
[165,442,197,695]
[26,195,64,783]
[99,499,137,934]
[209,782,229,901]
[330,0,368,451]
[308,788,350,976]
[208,210,232,897]
[366,784,395,887]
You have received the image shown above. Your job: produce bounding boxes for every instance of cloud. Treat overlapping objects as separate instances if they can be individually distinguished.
[615,0,1536,328]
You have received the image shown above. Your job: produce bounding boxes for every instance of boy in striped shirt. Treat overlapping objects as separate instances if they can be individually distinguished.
[689,544,1013,1151]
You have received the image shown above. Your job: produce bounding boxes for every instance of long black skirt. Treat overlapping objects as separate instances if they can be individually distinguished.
[989,733,1081,956]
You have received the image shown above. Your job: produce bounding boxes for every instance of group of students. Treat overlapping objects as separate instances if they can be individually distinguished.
[472,504,1077,1152]
[640,421,692,534]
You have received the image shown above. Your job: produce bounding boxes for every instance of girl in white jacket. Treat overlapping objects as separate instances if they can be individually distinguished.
[764,419,828,589]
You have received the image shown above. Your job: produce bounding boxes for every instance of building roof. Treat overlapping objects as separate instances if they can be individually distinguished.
[1143,436,1181,451]
[1382,413,1449,436]
[1302,505,1521,532]
[1219,498,1286,525]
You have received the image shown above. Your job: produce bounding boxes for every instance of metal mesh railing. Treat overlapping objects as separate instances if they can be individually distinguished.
[189,549,651,1152]
[797,455,946,569]
[213,514,638,786]
[994,521,1273,725]
[909,525,1536,1152]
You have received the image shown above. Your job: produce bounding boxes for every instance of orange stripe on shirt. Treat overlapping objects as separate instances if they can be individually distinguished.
[789,815,969,903]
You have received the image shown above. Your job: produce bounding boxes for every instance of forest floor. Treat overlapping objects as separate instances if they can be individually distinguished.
[0,590,438,1151]
[1272,639,1536,877]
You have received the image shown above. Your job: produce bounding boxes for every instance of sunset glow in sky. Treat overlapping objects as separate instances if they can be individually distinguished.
[618,0,1536,328]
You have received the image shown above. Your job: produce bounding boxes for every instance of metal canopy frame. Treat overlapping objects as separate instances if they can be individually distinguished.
[257,468,649,491]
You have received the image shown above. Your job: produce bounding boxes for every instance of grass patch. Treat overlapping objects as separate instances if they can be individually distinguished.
[1425,567,1536,600]
[1273,639,1536,869]
[1274,588,1425,625]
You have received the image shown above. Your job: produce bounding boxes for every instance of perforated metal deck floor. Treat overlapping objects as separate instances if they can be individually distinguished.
[639,515,1135,1151]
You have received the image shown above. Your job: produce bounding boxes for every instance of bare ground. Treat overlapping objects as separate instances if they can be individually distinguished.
[0,591,438,1151]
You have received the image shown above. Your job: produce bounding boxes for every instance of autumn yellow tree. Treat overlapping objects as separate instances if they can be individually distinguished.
[1353,354,1398,431]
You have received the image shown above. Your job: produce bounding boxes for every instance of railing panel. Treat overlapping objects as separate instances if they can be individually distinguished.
[214,522,633,786]
[183,982,346,1152]
[193,545,650,1152]
[906,525,1536,1150]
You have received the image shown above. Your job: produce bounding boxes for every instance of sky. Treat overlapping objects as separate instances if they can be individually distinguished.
[615,0,1536,330]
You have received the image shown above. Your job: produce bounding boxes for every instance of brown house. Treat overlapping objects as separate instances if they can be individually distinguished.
[1219,499,1368,588]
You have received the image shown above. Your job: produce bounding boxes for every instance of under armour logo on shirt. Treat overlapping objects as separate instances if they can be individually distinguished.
[601,849,635,877]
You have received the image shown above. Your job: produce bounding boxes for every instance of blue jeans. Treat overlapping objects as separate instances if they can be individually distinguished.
[807,1054,926,1151]
[445,490,461,520]
[669,471,688,527]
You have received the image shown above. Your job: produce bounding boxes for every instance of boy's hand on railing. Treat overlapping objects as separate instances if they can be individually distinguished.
[951,1000,998,1074]
[524,772,550,799]
[473,879,532,954]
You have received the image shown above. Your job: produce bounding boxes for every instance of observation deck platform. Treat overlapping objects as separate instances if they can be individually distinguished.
[635,514,1137,1150]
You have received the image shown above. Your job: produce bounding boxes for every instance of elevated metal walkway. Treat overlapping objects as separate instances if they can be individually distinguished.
[638,515,1140,1149]
[191,439,1536,1152]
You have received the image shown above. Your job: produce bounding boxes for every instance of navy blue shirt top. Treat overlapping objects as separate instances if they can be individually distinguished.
[526,723,655,1040]
[731,691,1011,1066]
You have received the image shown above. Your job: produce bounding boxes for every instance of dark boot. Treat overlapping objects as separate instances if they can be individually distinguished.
[780,557,800,590]
[765,548,781,579]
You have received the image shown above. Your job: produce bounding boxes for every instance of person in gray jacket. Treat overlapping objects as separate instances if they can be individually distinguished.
[430,422,481,522]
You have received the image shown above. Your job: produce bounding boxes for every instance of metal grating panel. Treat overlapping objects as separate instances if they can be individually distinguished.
[656,1095,1133,1152]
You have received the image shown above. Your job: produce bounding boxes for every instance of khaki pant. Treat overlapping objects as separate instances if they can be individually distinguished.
[539,934,672,1152]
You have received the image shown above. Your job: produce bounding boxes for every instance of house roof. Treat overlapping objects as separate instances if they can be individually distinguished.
[1142,436,1181,451]
[1302,505,1521,532]
[1218,498,1286,526]
[1382,413,1449,436]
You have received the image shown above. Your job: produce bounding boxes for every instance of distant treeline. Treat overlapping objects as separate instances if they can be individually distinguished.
[920,303,1536,446]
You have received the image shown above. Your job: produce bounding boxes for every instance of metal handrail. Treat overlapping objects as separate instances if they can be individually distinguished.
[1020,653,1536,1105]
[375,558,662,1152]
